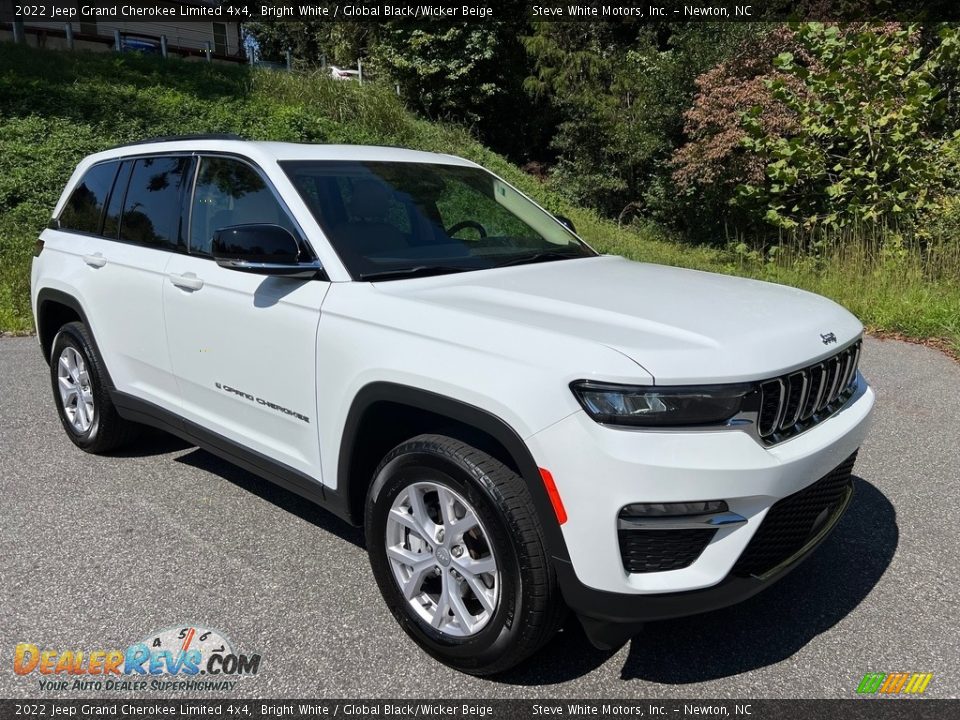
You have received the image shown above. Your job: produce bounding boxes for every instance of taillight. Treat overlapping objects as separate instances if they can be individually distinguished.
[34,238,44,256]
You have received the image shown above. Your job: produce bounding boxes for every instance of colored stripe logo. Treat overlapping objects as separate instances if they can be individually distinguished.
[857,673,933,694]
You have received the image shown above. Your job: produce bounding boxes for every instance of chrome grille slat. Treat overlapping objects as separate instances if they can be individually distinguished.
[820,356,841,411]
[838,349,854,397]
[779,372,807,431]
[796,370,813,424]
[822,358,838,408]
[830,351,848,404]
[833,353,847,404]
[852,344,861,385]
[758,340,861,446]
[844,345,860,390]
[758,378,785,438]
[799,363,825,422]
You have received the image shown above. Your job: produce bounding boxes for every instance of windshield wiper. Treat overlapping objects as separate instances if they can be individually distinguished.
[492,248,586,269]
[358,265,473,281]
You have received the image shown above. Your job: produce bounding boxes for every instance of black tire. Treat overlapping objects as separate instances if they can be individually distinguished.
[49,321,139,453]
[365,433,565,675]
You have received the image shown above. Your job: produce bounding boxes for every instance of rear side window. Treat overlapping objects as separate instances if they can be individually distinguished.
[58,161,119,234]
[102,161,133,239]
[120,156,191,250]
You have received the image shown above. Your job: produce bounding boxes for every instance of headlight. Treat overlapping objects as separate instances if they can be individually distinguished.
[570,380,755,427]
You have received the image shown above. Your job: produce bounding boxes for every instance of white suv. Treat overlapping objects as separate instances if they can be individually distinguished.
[31,137,874,675]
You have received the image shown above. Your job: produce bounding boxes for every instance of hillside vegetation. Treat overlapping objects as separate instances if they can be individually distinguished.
[0,42,957,354]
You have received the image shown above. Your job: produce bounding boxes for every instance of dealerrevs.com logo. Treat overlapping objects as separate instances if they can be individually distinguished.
[13,626,261,692]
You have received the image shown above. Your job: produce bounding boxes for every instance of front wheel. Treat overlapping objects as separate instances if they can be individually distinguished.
[365,434,565,675]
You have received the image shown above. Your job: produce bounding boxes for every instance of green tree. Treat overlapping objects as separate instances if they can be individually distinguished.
[371,18,546,160]
[523,22,761,222]
[245,14,547,162]
[740,22,960,230]
[523,23,628,213]
[244,22,374,67]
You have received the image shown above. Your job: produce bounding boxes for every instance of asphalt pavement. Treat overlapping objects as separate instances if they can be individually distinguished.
[1,335,957,699]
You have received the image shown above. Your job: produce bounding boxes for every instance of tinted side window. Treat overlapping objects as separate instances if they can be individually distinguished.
[120,156,190,250]
[190,157,297,256]
[102,161,133,240]
[59,161,119,234]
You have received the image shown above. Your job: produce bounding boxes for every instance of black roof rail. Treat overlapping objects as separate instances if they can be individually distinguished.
[109,133,244,149]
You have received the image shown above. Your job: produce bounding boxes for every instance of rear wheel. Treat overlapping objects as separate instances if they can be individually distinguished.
[50,321,139,453]
[365,434,565,675]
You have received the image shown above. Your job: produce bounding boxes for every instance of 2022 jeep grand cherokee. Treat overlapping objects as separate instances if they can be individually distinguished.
[32,137,875,675]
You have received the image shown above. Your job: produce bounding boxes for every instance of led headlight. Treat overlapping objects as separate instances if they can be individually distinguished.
[570,380,754,427]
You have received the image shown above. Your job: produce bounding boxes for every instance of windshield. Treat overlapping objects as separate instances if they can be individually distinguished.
[280,161,595,279]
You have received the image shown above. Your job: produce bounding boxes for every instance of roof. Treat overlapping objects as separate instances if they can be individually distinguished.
[87,138,477,168]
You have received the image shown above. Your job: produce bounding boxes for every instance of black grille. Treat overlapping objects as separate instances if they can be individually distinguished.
[757,341,861,444]
[618,528,716,573]
[732,453,857,578]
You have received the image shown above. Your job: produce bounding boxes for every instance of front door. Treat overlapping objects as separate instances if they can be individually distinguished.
[162,155,328,479]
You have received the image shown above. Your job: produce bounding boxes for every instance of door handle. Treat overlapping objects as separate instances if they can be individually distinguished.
[82,253,107,268]
[168,272,204,291]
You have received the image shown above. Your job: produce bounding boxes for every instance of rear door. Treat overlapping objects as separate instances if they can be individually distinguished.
[162,154,328,479]
[53,155,189,410]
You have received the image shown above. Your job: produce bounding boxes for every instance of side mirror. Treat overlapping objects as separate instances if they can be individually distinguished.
[555,214,576,234]
[212,224,322,279]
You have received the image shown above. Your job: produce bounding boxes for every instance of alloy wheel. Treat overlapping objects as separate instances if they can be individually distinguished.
[385,481,500,637]
[57,346,95,433]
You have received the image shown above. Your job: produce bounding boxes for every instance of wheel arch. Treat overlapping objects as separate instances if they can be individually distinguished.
[335,381,571,563]
[35,289,116,388]
[36,289,87,362]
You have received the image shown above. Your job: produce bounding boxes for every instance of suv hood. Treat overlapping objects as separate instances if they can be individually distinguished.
[378,256,863,385]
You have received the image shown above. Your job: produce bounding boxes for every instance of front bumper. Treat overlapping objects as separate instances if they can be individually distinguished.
[555,458,854,647]
[526,375,875,642]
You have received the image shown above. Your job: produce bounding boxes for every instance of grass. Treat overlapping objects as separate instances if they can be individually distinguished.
[0,42,958,356]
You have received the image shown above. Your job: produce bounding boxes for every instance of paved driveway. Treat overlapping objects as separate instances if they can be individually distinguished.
[1,336,957,698]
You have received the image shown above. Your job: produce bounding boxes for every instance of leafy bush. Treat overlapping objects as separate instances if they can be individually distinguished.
[739,23,959,231]
[670,27,804,237]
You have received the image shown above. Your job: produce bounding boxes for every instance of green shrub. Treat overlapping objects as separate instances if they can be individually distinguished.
[740,23,958,231]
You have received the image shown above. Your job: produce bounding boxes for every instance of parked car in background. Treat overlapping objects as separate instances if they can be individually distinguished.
[329,65,360,81]
[119,35,161,54]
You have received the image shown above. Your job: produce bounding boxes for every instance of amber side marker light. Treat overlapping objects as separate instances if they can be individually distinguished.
[538,468,568,525]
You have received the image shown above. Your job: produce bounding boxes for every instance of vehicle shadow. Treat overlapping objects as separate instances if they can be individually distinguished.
[172,446,367,549]
[107,427,193,457]
[497,476,898,686]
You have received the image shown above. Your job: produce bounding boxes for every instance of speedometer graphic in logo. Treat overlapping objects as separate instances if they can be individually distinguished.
[143,626,233,661]
[137,625,261,677]
[139,626,241,675]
